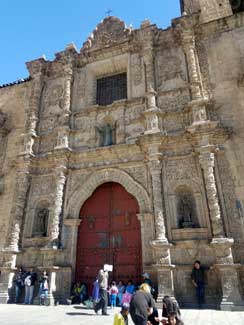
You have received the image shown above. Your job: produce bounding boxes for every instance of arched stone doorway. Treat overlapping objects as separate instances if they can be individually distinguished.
[75,182,142,293]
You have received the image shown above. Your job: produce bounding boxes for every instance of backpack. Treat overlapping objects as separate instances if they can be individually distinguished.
[25,275,32,287]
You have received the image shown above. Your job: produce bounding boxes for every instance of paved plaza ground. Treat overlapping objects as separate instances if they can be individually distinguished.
[0,305,244,325]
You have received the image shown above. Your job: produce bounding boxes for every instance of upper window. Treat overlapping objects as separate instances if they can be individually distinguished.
[96,73,127,106]
[230,0,244,14]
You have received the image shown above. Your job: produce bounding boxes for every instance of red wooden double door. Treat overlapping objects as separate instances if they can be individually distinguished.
[76,182,142,293]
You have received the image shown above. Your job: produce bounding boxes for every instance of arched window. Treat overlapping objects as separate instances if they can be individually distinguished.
[175,186,199,229]
[32,206,49,237]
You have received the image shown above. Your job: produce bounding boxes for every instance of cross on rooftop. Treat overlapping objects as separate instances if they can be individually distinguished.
[106,9,113,16]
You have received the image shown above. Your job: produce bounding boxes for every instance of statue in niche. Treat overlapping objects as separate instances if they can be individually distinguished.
[178,194,195,228]
[33,208,49,237]
[96,123,116,147]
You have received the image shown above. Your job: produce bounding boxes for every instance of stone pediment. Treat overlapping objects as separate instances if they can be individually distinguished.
[82,16,131,51]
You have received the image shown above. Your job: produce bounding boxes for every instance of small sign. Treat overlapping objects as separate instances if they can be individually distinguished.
[104,264,113,272]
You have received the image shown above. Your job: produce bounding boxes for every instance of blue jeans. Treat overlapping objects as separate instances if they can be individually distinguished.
[24,286,34,304]
[110,294,117,308]
[15,285,22,303]
[196,281,205,305]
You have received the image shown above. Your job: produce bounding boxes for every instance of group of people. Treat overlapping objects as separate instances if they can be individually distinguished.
[12,259,206,323]
[13,267,49,305]
[91,266,183,325]
[93,260,206,325]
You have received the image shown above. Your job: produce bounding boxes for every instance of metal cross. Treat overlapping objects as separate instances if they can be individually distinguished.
[106,9,113,16]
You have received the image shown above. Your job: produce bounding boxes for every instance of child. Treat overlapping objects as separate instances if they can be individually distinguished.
[113,302,130,325]
[109,281,118,308]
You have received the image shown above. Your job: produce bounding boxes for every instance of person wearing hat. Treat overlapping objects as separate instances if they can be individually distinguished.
[113,302,130,325]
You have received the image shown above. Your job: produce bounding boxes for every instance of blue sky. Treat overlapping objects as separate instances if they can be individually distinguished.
[0,0,180,84]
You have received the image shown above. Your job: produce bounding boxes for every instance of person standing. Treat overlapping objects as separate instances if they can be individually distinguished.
[117,280,125,306]
[191,260,205,308]
[39,270,49,305]
[24,268,37,305]
[94,267,109,315]
[130,283,155,325]
[109,281,119,309]
[13,267,25,303]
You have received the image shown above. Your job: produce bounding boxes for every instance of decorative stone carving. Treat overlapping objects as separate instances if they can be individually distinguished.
[45,84,64,108]
[82,16,131,51]
[5,169,30,251]
[149,160,167,242]
[96,123,116,147]
[143,88,162,134]
[49,166,67,247]
[31,176,54,196]
[166,158,199,183]
[182,32,202,100]
[55,127,69,149]
[199,149,225,238]
[131,54,143,86]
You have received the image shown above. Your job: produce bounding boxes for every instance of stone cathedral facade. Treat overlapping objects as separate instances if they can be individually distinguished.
[1,0,244,310]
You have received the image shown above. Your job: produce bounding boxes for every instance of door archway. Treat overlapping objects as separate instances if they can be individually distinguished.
[76,182,142,293]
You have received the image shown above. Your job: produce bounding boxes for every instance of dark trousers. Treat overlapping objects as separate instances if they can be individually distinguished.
[95,288,108,314]
[132,315,148,325]
[196,281,205,305]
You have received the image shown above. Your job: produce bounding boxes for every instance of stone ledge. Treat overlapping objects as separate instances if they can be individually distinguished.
[172,227,209,241]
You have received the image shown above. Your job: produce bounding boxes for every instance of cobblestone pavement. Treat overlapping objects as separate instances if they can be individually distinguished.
[0,305,244,325]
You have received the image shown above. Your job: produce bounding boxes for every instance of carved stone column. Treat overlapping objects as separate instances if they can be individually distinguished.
[23,58,46,155]
[55,65,73,150]
[210,238,244,310]
[143,48,155,91]
[49,166,67,248]
[199,148,225,238]
[148,159,175,300]
[182,32,202,100]
[143,87,162,134]
[149,160,167,243]
[5,165,30,252]
[199,147,244,309]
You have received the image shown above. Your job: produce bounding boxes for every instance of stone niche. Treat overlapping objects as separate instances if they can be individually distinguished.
[170,186,209,241]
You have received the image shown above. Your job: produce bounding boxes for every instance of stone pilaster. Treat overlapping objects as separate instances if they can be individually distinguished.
[49,166,67,248]
[199,147,225,238]
[63,218,81,277]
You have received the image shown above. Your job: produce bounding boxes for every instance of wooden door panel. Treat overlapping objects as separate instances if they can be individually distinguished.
[76,182,142,294]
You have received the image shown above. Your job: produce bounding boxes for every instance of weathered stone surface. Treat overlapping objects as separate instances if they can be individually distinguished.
[1,4,244,308]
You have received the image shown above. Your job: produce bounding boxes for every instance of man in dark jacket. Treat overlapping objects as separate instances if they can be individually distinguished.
[130,283,155,325]
[13,267,25,303]
[191,260,206,307]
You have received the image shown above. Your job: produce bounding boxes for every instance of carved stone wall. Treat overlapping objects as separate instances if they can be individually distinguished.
[1,11,244,308]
